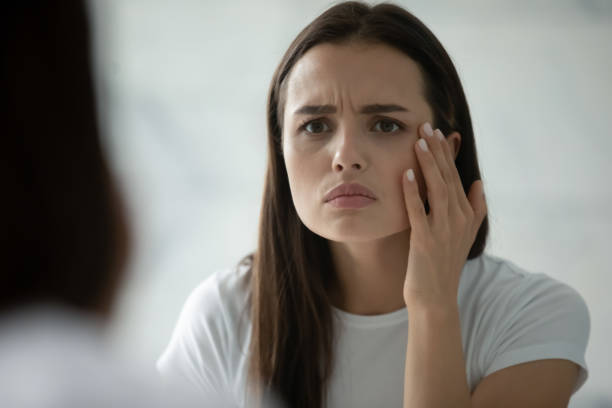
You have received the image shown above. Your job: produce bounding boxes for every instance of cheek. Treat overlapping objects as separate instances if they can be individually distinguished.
[385,145,427,214]
[391,144,427,202]
[283,148,322,215]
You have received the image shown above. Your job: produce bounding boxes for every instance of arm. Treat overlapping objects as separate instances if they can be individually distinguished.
[401,124,580,407]
[403,301,580,408]
[403,302,471,407]
[472,359,580,407]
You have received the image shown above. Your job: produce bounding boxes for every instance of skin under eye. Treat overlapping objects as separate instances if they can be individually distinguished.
[371,118,403,133]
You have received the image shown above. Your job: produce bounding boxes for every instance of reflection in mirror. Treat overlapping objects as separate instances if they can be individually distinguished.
[155,2,596,408]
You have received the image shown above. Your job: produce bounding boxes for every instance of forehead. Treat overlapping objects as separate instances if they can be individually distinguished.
[284,42,428,113]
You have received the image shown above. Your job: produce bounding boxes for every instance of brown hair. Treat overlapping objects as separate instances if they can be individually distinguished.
[248,2,488,406]
[0,0,128,317]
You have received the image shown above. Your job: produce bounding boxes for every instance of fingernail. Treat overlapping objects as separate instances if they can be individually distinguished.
[418,138,428,151]
[406,168,415,182]
[434,129,444,140]
[423,122,433,137]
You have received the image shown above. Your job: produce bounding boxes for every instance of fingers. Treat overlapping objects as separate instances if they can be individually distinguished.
[424,126,454,191]
[414,122,486,233]
[402,168,429,236]
[415,125,448,220]
[467,179,487,233]
[426,126,462,216]
[436,130,472,216]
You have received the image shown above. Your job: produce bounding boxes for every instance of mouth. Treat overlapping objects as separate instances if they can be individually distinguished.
[323,182,377,209]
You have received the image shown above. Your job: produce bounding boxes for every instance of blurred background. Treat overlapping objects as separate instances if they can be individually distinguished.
[89,0,611,406]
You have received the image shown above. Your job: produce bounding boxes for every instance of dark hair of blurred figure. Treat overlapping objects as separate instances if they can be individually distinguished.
[0,1,128,317]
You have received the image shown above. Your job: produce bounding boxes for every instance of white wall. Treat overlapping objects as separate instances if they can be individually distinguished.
[90,1,612,406]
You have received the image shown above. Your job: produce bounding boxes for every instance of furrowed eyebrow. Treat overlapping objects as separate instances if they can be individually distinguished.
[293,104,409,115]
[294,105,337,115]
[359,104,409,114]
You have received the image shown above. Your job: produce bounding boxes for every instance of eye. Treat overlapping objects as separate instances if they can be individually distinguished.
[372,119,401,133]
[302,119,330,134]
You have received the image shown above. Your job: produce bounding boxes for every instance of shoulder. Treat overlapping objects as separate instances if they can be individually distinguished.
[162,260,253,350]
[459,254,590,392]
[460,253,588,317]
[180,261,252,325]
[156,260,253,397]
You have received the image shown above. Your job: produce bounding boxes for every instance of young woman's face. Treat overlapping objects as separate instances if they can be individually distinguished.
[282,42,434,243]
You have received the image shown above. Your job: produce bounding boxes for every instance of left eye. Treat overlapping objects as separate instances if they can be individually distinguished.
[372,119,400,133]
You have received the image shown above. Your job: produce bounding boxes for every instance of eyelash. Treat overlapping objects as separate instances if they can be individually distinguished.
[297,117,406,134]
[372,118,404,133]
[297,117,326,133]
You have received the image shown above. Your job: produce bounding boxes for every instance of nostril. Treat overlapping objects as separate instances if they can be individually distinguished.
[334,163,362,171]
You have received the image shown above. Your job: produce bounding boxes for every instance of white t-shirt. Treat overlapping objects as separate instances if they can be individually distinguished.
[157,253,590,407]
[0,305,206,408]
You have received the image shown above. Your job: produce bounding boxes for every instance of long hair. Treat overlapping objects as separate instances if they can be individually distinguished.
[248,2,489,406]
[0,1,128,316]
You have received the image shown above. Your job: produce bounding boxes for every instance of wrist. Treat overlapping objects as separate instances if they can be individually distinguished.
[405,298,459,319]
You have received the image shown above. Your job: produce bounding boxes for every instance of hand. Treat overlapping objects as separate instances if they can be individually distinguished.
[402,123,487,310]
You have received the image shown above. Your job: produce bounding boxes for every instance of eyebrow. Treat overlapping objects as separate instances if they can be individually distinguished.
[293,103,409,115]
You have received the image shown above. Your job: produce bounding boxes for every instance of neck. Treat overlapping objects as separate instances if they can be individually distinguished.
[329,229,410,315]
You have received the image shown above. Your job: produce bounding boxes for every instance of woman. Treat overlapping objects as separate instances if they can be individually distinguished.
[158,3,589,407]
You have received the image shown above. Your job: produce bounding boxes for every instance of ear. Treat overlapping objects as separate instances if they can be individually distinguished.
[447,131,461,159]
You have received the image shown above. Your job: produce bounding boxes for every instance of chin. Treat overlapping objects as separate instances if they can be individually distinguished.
[307,217,408,243]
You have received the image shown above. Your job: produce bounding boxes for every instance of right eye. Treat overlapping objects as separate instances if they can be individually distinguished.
[303,120,330,134]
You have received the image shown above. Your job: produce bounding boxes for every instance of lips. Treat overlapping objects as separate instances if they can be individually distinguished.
[323,183,377,209]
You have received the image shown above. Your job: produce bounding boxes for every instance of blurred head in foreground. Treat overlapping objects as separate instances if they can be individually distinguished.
[0,0,129,319]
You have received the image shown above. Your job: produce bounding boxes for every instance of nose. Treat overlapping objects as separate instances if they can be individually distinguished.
[331,126,367,173]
